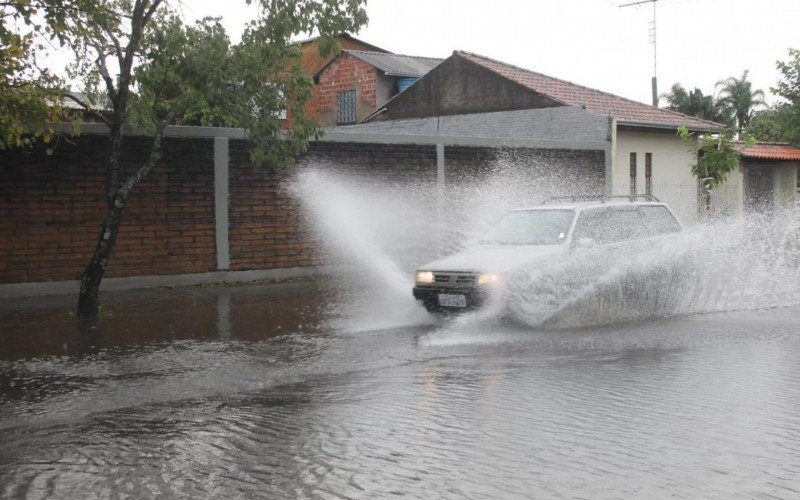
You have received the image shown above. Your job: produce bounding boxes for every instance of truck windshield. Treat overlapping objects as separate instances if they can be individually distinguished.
[480,209,575,245]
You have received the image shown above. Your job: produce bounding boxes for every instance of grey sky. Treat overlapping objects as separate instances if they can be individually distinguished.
[187,0,799,107]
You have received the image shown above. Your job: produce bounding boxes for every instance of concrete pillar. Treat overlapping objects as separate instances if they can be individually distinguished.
[214,137,230,270]
[436,143,445,189]
[774,163,798,210]
[605,117,616,196]
[435,144,445,249]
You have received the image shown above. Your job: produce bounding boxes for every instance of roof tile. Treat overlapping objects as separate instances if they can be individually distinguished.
[737,142,800,161]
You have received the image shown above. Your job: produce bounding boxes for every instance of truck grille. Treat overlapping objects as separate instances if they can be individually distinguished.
[432,272,477,286]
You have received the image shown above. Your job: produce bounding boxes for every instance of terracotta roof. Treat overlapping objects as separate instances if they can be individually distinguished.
[737,142,800,161]
[455,51,723,131]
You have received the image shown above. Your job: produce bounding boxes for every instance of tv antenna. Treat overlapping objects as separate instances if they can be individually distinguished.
[619,0,659,106]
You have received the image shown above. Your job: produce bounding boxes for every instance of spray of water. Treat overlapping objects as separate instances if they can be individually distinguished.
[505,211,800,329]
[290,170,433,331]
[291,162,800,336]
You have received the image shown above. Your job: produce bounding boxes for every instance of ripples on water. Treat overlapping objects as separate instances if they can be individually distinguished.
[2,291,800,498]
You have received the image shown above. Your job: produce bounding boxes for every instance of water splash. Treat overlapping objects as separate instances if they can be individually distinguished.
[504,208,800,329]
[290,170,433,331]
[292,167,800,333]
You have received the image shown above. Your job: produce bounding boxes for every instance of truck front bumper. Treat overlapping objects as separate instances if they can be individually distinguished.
[412,285,488,312]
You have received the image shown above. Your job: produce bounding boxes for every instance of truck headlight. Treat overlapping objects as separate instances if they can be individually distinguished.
[478,273,499,285]
[416,271,434,284]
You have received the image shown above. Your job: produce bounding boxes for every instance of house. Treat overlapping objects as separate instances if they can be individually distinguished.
[280,34,389,128]
[282,34,442,128]
[738,142,800,212]
[312,50,443,126]
[295,33,390,76]
[347,50,728,224]
[49,91,111,123]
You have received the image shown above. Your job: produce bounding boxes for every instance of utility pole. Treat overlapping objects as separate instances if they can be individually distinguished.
[620,0,659,106]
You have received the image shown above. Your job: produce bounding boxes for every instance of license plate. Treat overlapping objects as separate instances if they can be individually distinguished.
[438,293,467,308]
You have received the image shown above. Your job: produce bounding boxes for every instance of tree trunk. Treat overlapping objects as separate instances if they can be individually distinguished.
[77,197,125,318]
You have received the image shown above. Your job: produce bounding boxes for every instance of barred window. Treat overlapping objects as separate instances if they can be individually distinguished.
[629,152,637,195]
[645,153,653,195]
[337,90,356,124]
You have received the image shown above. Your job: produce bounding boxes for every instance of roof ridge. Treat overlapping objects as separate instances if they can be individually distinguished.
[454,50,724,129]
[735,140,800,146]
[293,33,390,53]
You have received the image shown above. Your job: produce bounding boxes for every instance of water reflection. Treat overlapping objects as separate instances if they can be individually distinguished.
[217,289,232,340]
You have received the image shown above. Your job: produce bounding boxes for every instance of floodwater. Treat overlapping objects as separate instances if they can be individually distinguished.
[2,281,800,499]
[3,168,800,498]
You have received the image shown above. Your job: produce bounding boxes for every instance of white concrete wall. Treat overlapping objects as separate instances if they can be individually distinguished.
[613,129,744,225]
[774,162,799,209]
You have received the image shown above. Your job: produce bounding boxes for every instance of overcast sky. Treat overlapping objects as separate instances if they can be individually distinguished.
[184,0,799,107]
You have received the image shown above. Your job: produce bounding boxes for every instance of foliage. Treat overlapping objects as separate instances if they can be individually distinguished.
[771,48,800,146]
[677,125,750,206]
[128,14,236,129]
[715,70,766,137]
[97,1,367,165]
[1,2,61,148]
[747,104,796,143]
[0,0,121,149]
[661,83,730,126]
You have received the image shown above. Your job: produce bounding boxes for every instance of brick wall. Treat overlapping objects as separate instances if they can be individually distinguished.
[313,53,380,127]
[300,141,437,184]
[282,36,389,129]
[228,140,323,271]
[1,135,604,286]
[0,135,216,283]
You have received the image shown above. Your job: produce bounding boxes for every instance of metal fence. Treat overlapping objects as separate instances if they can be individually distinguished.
[615,181,742,223]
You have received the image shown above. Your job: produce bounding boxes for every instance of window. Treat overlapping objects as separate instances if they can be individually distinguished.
[337,90,356,124]
[572,205,680,246]
[277,88,287,120]
[629,152,637,195]
[480,209,575,245]
[645,153,652,195]
[572,208,615,244]
[638,205,681,236]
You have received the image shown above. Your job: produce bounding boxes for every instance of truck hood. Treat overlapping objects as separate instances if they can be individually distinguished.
[419,244,566,273]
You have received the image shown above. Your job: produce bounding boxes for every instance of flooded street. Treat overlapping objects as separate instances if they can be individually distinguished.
[2,281,800,498]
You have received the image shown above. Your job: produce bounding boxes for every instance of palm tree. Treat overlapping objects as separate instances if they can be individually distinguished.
[715,70,766,137]
[661,83,730,124]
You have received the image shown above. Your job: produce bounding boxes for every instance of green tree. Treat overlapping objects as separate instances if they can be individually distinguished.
[747,104,796,143]
[715,70,766,138]
[7,0,367,318]
[661,83,730,125]
[678,125,749,213]
[771,48,800,145]
[0,0,108,148]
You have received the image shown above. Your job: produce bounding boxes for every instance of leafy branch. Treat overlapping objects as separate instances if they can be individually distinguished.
[677,125,752,211]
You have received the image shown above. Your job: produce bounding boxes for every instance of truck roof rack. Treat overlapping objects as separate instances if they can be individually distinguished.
[545,194,661,204]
